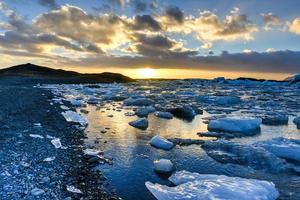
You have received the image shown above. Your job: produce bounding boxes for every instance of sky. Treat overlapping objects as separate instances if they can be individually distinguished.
[0,0,299,79]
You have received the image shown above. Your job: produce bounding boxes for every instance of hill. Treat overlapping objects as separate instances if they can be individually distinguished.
[0,63,134,84]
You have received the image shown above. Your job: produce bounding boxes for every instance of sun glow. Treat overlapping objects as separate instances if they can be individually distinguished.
[136,68,156,79]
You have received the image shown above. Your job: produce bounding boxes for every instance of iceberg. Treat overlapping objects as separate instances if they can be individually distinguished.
[129,118,148,130]
[255,137,300,161]
[293,116,300,129]
[167,105,196,121]
[202,140,288,173]
[154,111,173,119]
[62,111,88,126]
[135,106,156,117]
[124,97,154,106]
[208,117,261,134]
[150,135,174,150]
[215,96,241,106]
[262,115,288,125]
[70,99,84,107]
[146,170,279,200]
[153,159,174,173]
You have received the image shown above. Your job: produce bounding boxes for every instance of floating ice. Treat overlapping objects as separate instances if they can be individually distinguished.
[129,118,148,130]
[51,138,62,149]
[124,97,154,106]
[208,117,261,134]
[255,137,300,161]
[62,111,88,126]
[215,96,241,106]
[135,106,156,117]
[202,140,288,173]
[70,99,84,107]
[154,111,173,119]
[153,159,174,173]
[146,170,278,200]
[262,115,288,125]
[29,134,44,139]
[66,185,82,194]
[83,148,101,156]
[43,156,56,162]
[31,187,45,196]
[167,105,196,121]
[293,116,300,129]
[150,135,174,150]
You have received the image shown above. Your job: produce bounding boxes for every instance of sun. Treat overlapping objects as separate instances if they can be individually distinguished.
[137,68,156,79]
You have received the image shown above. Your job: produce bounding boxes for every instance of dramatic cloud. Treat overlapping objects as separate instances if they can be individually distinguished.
[127,33,197,57]
[289,18,300,35]
[33,5,128,50]
[165,6,184,24]
[261,13,281,30]
[38,0,59,9]
[159,9,258,48]
[130,15,161,31]
[59,50,300,74]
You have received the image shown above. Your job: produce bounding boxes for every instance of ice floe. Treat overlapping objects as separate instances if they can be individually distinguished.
[135,106,156,117]
[208,117,261,135]
[51,138,62,149]
[29,134,44,139]
[255,137,300,162]
[150,135,174,150]
[154,111,173,119]
[146,170,279,200]
[62,111,88,126]
[202,140,289,173]
[129,118,148,130]
[262,115,288,125]
[124,97,154,106]
[70,99,84,107]
[293,116,300,129]
[153,159,174,173]
[167,105,196,121]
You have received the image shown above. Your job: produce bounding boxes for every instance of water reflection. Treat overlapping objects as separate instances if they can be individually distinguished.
[82,104,300,200]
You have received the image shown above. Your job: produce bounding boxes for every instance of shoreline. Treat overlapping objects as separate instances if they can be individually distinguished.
[0,78,119,199]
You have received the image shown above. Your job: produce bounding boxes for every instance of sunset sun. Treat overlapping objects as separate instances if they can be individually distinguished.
[137,68,156,79]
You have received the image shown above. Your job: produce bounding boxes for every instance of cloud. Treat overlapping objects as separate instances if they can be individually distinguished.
[33,5,128,50]
[159,9,258,47]
[130,15,161,31]
[127,33,197,58]
[289,17,300,35]
[261,13,281,30]
[165,6,184,24]
[59,50,300,74]
[38,0,59,9]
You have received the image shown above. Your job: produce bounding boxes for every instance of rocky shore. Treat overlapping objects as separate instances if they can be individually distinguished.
[0,78,119,200]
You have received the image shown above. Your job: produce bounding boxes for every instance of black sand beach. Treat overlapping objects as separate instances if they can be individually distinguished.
[0,77,119,200]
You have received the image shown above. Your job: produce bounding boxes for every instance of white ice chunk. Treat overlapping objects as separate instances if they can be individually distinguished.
[83,148,101,156]
[154,159,174,173]
[70,99,84,107]
[29,134,44,139]
[43,156,56,162]
[146,170,279,200]
[208,117,261,134]
[62,111,88,126]
[255,137,300,161]
[150,135,174,150]
[51,138,62,149]
[66,185,82,194]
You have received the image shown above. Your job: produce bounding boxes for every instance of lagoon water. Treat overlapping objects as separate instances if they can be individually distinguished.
[49,80,300,200]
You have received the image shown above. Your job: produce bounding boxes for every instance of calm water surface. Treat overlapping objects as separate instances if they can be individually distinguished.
[82,104,300,200]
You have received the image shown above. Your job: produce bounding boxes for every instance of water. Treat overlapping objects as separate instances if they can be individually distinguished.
[48,80,300,199]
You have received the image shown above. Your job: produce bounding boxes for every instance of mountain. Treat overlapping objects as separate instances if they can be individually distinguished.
[0,63,134,84]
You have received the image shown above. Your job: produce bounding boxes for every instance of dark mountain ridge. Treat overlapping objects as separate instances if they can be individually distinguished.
[0,63,134,84]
